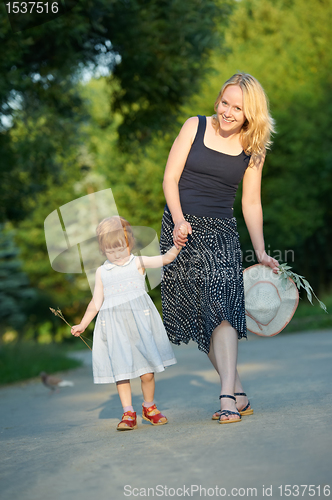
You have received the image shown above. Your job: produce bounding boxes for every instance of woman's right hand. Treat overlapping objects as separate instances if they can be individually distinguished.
[71,324,85,337]
[173,220,192,249]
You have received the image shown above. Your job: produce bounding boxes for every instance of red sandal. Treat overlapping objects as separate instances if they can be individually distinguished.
[142,404,168,426]
[117,411,138,431]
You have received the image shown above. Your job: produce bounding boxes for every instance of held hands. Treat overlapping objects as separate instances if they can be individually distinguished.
[71,324,85,337]
[258,251,279,274]
[173,220,192,249]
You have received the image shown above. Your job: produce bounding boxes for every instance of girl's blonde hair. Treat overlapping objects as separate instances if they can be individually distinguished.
[96,216,135,255]
[212,73,276,164]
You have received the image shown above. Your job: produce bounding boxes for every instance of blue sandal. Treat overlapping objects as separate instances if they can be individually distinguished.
[234,392,254,416]
[212,392,253,419]
[218,395,241,424]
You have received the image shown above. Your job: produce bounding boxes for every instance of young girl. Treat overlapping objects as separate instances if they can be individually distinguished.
[71,216,187,431]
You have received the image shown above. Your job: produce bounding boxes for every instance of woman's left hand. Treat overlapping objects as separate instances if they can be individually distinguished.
[258,251,279,274]
[173,220,192,249]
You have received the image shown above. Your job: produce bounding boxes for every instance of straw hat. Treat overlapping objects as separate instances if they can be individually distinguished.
[243,264,299,337]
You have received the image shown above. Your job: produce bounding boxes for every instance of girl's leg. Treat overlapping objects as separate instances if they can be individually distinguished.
[140,372,155,403]
[140,372,167,424]
[208,336,250,412]
[116,379,133,410]
[208,320,240,422]
[116,380,137,430]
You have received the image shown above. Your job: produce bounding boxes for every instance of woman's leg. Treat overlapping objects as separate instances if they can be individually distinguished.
[208,336,250,413]
[208,320,240,421]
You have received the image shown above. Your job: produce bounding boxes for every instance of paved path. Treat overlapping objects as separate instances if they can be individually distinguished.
[1,330,332,500]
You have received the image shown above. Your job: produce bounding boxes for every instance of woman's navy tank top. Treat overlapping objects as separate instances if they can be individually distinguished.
[178,115,251,218]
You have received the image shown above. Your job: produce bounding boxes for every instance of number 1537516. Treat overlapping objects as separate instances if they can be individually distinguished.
[278,485,330,497]
[6,2,59,14]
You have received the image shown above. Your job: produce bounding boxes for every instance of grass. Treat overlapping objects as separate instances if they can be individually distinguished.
[0,342,82,385]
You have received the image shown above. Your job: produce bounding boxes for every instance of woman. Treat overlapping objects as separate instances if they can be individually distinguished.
[160,73,279,423]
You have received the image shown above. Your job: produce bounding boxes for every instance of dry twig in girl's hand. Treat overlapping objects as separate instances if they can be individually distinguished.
[49,307,92,351]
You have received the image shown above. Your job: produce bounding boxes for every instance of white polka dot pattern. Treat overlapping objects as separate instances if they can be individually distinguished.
[160,207,247,354]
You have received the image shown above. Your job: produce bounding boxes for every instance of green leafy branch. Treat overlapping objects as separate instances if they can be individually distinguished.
[277,264,327,313]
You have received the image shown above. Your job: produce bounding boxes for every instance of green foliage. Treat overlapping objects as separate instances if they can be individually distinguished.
[0,0,233,221]
[281,291,332,333]
[109,0,233,145]
[0,70,88,221]
[278,263,327,312]
[0,342,81,384]
[7,179,95,342]
[0,225,36,334]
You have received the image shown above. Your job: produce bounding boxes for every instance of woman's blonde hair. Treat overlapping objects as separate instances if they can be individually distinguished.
[96,216,135,255]
[212,73,276,164]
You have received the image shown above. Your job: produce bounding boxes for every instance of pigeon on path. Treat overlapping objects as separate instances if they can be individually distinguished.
[40,372,74,392]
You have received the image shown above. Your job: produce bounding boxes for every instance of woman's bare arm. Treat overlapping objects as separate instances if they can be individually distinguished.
[242,158,279,273]
[162,117,198,247]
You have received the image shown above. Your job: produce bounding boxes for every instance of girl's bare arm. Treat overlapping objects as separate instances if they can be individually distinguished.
[136,247,179,270]
[71,268,104,336]
[136,226,188,270]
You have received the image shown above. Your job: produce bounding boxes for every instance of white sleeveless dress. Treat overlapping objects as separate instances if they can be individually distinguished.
[92,254,177,383]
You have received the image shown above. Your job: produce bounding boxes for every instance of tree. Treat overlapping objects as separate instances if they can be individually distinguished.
[0,0,233,222]
[0,225,36,336]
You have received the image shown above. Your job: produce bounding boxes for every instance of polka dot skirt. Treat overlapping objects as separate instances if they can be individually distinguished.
[160,206,247,354]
